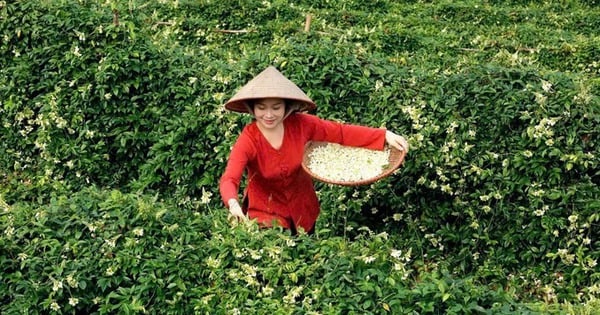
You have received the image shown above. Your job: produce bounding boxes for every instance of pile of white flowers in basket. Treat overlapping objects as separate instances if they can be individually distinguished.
[306,143,391,183]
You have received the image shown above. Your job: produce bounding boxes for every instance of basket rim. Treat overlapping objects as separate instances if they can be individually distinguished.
[301,141,406,186]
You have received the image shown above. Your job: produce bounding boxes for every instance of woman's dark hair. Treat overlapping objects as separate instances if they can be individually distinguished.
[245,99,289,110]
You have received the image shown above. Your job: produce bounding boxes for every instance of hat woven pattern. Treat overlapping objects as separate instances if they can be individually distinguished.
[225,66,316,113]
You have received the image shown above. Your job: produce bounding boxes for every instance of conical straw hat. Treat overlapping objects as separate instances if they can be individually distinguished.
[224,66,316,113]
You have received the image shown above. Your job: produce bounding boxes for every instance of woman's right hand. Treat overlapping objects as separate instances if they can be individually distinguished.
[228,199,248,221]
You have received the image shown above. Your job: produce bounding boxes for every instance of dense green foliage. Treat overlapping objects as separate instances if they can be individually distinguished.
[1,0,599,313]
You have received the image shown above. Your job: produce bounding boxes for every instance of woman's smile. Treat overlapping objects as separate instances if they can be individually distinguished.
[253,98,286,130]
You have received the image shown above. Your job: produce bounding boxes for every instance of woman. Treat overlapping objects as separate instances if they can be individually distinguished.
[219,66,409,234]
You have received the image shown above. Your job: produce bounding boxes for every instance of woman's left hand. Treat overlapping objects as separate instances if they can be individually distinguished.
[385,131,409,153]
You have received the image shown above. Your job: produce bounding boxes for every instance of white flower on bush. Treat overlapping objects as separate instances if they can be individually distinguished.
[361,255,376,264]
[390,249,403,259]
[534,92,547,105]
[283,285,304,304]
[249,249,262,260]
[446,121,459,134]
[376,231,388,240]
[241,263,257,278]
[104,238,117,248]
[105,266,117,276]
[243,275,259,287]
[306,143,391,183]
[469,220,479,229]
[66,274,78,288]
[441,184,453,195]
[200,187,212,204]
[50,302,60,311]
[262,285,274,296]
[266,246,282,260]
[286,238,296,247]
[541,80,553,93]
[68,297,79,307]
[206,256,221,269]
[17,253,28,262]
[402,105,422,122]
[583,237,591,245]
[233,248,246,259]
[52,279,63,292]
[212,73,230,84]
[133,227,144,237]
[72,46,82,57]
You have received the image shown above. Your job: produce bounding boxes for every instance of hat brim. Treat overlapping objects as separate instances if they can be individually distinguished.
[224,66,316,113]
[225,97,316,113]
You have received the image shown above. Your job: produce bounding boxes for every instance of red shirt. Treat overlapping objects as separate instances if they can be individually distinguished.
[219,113,386,232]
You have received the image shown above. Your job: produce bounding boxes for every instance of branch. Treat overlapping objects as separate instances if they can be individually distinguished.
[214,29,252,34]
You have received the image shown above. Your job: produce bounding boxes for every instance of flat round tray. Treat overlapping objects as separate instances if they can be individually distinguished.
[301,141,406,186]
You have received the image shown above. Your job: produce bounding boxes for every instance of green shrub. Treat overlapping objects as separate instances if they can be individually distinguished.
[1,187,531,314]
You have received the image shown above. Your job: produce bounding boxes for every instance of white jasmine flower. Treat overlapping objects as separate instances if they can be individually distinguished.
[69,297,79,306]
[73,46,82,57]
[50,302,60,311]
[106,266,116,276]
[568,215,578,223]
[541,80,553,92]
[66,274,78,288]
[262,285,274,296]
[17,253,28,261]
[52,279,63,292]
[133,227,144,237]
[390,249,402,259]
[362,255,376,264]
[200,187,212,204]
[105,238,116,248]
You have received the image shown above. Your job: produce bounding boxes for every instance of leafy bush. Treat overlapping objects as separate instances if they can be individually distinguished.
[0,187,531,314]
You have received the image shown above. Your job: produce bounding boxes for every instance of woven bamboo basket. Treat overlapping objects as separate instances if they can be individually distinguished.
[301,141,406,186]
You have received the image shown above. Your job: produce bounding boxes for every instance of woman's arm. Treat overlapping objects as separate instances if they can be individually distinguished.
[219,131,255,218]
[301,113,401,150]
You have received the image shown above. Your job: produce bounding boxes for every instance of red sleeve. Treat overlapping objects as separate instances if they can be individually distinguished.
[299,113,386,150]
[219,128,256,206]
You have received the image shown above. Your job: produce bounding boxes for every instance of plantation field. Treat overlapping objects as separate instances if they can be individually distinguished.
[1,0,599,314]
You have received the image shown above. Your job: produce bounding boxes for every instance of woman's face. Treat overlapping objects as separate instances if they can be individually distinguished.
[252,98,286,130]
